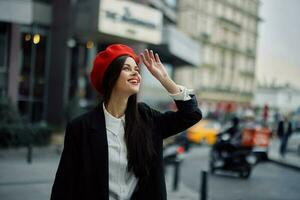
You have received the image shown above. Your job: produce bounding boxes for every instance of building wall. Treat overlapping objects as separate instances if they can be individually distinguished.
[254,87,300,112]
[1,0,201,125]
[0,0,52,122]
[254,88,278,108]
[177,0,261,104]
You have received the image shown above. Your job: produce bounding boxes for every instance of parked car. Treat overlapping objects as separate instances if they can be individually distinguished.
[187,120,221,145]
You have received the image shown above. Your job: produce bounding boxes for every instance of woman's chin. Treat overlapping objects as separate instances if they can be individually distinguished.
[130,89,139,95]
[128,86,139,95]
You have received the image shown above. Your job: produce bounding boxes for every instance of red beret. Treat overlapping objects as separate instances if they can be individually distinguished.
[90,44,139,94]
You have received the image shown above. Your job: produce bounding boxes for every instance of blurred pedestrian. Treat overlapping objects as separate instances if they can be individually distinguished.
[214,116,240,154]
[277,114,293,157]
[50,44,202,200]
[242,109,256,129]
[223,116,240,138]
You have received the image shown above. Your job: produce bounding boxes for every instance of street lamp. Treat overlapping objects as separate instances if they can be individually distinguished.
[33,34,40,44]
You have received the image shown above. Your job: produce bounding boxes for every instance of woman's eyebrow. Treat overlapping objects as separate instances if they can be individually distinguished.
[123,64,139,68]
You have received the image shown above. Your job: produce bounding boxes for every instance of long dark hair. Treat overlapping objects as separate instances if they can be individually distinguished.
[102,55,156,178]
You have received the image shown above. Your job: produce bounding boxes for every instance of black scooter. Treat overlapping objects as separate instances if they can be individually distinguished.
[209,133,257,179]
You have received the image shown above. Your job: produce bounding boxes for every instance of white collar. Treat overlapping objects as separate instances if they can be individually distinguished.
[102,103,125,135]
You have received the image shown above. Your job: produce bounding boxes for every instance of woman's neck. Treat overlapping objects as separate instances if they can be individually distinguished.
[105,93,128,118]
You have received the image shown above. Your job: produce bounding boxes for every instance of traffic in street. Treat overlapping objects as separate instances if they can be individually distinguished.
[179,146,300,200]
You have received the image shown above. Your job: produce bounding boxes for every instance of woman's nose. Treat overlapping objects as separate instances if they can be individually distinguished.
[130,70,138,76]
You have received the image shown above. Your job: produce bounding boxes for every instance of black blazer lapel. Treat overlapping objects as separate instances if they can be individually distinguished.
[88,103,109,198]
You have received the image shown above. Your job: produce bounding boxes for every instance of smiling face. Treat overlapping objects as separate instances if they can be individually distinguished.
[112,57,142,96]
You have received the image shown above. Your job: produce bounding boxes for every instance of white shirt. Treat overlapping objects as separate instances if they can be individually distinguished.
[104,86,193,200]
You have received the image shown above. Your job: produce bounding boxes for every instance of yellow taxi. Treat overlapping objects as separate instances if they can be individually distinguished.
[187,120,220,145]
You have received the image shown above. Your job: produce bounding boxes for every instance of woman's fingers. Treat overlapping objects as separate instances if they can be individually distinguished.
[143,49,158,61]
[140,50,165,78]
[155,53,161,63]
[140,53,150,67]
[144,49,151,62]
[149,50,155,60]
[141,49,161,68]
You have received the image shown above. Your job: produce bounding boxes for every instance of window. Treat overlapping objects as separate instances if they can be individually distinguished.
[219,50,226,87]
[222,28,228,44]
[0,23,9,69]
[18,30,49,122]
[203,46,209,63]
[0,22,9,96]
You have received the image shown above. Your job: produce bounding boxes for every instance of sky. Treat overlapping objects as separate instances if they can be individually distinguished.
[256,0,300,89]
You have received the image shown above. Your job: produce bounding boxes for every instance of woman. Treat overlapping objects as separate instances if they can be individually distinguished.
[50,44,202,200]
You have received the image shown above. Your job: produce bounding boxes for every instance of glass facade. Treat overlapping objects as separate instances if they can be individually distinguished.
[0,22,10,97]
[69,42,96,109]
[18,30,48,122]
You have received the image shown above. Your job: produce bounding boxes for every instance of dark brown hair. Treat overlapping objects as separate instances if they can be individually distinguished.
[102,55,156,178]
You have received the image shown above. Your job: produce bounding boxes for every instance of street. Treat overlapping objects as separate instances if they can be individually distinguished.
[1,145,300,200]
[180,146,300,200]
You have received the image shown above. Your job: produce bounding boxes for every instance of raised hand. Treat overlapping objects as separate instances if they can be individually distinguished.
[140,49,169,82]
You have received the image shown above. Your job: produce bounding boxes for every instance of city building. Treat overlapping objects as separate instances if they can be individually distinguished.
[177,0,261,115]
[0,0,52,122]
[254,85,300,113]
[1,0,201,126]
[128,0,201,111]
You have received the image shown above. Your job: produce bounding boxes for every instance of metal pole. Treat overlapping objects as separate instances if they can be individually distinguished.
[26,24,37,164]
[28,24,37,122]
[27,142,32,164]
[42,29,52,121]
[173,160,180,191]
[200,170,208,200]
[26,122,34,164]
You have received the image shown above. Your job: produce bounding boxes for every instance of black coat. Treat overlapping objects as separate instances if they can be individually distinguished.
[50,95,202,200]
[277,120,292,138]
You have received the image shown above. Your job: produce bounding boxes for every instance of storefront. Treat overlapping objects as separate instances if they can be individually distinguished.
[141,25,201,109]
[66,0,164,112]
[18,25,51,122]
[0,0,52,122]
[0,22,10,97]
[1,0,201,125]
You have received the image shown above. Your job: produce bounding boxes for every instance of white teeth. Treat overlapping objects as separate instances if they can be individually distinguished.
[129,79,138,84]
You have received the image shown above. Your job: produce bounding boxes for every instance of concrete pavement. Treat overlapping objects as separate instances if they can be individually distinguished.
[268,138,300,170]
[1,139,299,200]
[0,145,199,200]
[165,164,199,200]
[0,146,59,200]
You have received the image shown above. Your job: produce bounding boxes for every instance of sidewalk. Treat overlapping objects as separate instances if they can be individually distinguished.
[0,146,59,200]
[165,164,199,200]
[0,145,198,200]
[268,138,300,170]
